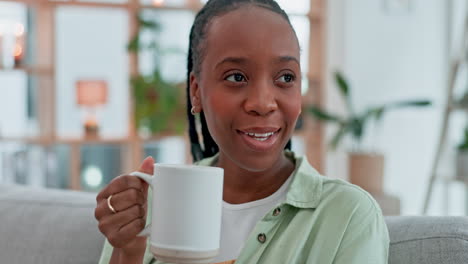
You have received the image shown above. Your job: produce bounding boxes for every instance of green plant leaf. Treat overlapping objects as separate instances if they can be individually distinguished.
[138,16,160,31]
[360,99,431,137]
[349,118,364,143]
[307,105,342,123]
[458,127,468,150]
[330,124,348,150]
[127,35,140,52]
[388,100,432,109]
[334,71,349,99]
[334,71,356,115]
[364,106,386,122]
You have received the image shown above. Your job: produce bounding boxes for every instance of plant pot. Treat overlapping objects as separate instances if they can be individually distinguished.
[348,152,385,194]
[456,150,468,182]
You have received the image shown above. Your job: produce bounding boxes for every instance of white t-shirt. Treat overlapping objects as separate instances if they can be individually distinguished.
[212,174,293,263]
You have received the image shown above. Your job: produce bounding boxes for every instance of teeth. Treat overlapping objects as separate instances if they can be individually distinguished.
[245,132,275,137]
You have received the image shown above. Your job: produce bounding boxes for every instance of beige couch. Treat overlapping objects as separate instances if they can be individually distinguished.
[1,184,468,264]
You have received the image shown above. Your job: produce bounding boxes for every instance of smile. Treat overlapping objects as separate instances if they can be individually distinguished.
[236,128,281,152]
[242,131,277,141]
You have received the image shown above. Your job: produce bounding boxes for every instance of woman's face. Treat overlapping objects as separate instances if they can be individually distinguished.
[191,5,302,172]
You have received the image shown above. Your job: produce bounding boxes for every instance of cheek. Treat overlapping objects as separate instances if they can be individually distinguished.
[281,91,302,126]
[201,89,237,136]
[203,90,229,118]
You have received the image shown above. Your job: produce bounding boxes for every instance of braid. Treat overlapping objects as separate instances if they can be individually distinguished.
[187,0,294,161]
[200,112,219,157]
[186,26,204,161]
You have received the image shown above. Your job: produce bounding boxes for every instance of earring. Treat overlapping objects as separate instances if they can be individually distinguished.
[191,106,197,115]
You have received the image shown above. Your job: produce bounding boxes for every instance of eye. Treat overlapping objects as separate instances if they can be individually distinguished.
[277,73,295,83]
[225,73,247,82]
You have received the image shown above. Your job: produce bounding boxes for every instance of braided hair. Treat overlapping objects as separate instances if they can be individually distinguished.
[187,0,295,161]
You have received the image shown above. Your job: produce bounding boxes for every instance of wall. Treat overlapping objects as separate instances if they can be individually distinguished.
[326,0,467,215]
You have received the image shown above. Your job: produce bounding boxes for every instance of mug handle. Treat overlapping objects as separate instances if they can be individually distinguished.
[129,171,154,237]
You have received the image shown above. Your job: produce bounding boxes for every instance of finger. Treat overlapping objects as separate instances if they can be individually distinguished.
[97,175,145,202]
[137,156,154,195]
[96,156,154,202]
[95,196,119,220]
[98,204,146,236]
[106,216,146,248]
[138,156,154,175]
[109,188,146,213]
[95,189,147,220]
[116,217,147,246]
[98,207,146,247]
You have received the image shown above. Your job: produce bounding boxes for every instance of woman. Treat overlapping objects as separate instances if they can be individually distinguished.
[95,0,390,263]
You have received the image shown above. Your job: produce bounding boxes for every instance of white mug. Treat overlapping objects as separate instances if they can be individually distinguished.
[130,164,224,264]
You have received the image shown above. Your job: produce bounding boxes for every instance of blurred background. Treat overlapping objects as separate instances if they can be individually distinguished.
[1,0,468,217]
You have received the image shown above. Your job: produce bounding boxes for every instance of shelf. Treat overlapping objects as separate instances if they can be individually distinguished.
[0,0,327,189]
[2,0,203,11]
[0,137,128,145]
[1,0,128,8]
[0,66,53,75]
[0,133,183,145]
[307,9,323,22]
[140,4,201,11]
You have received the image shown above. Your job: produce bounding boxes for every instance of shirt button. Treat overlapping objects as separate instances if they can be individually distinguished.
[272,207,281,216]
[257,233,267,243]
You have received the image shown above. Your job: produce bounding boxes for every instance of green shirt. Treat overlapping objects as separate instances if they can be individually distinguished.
[99,151,389,264]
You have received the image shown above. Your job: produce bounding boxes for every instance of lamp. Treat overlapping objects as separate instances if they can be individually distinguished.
[76,80,108,138]
[153,0,164,6]
[14,23,25,67]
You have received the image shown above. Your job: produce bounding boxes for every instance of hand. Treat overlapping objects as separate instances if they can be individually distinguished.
[95,156,154,257]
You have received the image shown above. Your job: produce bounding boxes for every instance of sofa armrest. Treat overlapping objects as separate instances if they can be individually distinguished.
[386,216,468,264]
[0,184,105,264]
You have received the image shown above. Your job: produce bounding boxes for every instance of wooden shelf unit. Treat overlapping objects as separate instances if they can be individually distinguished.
[0,66,53,75]
[0,0,327,189]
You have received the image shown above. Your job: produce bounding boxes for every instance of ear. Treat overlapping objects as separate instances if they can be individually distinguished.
[190,72,202,111]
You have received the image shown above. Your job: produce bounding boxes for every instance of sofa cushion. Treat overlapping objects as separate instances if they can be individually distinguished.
[2,184,468,264]
[0,184,105,264]
[386,216,468,264]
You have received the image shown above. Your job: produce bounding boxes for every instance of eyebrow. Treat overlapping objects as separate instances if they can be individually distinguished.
[275,56,300,66]
[215,55,300,70]
[215,57,248,70]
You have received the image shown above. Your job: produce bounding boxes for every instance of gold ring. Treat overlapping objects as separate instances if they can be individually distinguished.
[107,195,117,214]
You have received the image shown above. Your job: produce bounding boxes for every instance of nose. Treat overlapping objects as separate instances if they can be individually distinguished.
[243,80,278,116]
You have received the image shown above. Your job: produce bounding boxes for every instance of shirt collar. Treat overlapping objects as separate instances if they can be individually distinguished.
[196,151,323,209]
[283,151,322,209]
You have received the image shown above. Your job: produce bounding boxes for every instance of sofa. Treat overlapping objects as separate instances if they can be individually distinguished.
[1,184,468,264]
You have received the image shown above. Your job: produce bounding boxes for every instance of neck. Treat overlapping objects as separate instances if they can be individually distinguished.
[215,151,295,204]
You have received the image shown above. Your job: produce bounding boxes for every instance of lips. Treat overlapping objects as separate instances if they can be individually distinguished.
[236,127,281,152]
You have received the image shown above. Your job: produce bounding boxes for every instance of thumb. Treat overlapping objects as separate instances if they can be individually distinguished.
[138,156,154,175]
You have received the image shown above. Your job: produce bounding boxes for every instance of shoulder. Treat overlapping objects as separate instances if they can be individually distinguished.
[319,179,390,257]
[316,177,388,246]
[288,152,382,220]
[288,152,381,215]
[321,177,382,217]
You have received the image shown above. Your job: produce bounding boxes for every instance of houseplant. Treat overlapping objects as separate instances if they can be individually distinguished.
[127,15,186,137]
[307,71,431,193]
[454,91,468,181]
[456,127,468,181]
